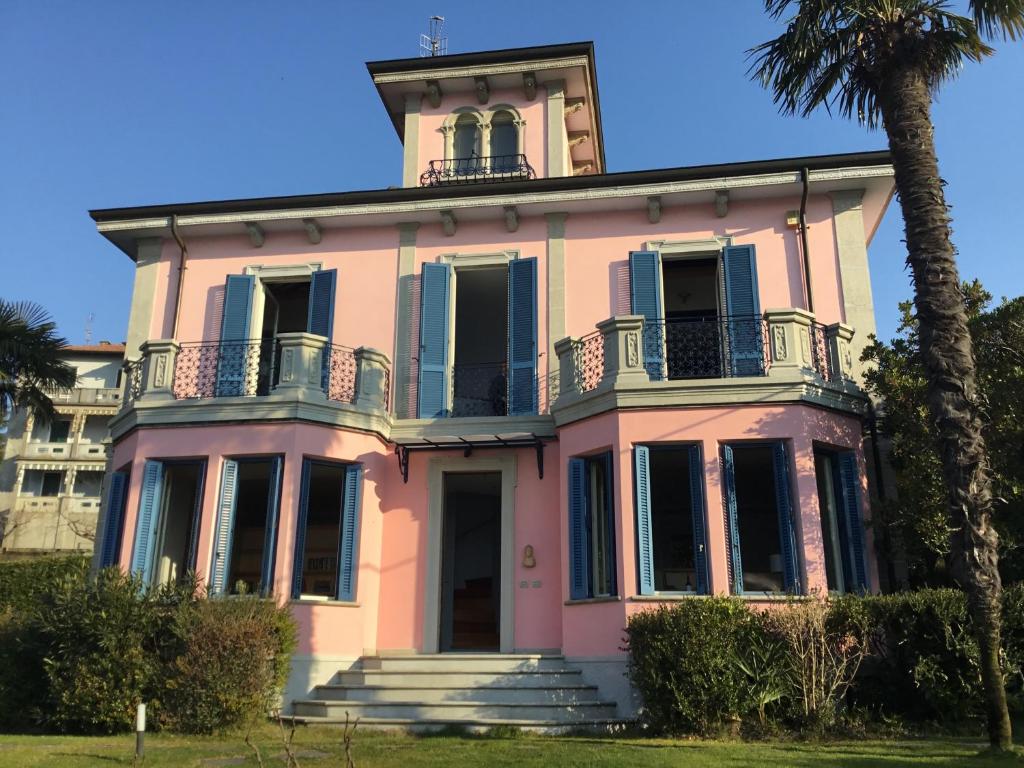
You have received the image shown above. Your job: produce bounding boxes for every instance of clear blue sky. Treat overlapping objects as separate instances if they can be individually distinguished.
[2,1,1022,345]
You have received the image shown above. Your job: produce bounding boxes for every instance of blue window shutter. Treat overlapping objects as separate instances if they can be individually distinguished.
[307,269,337,391]
[837,451,868,592]
[211,459,240,595]
[600,452,617,596]
[417,263,451,418]
[259,456,284,596]
[568,457,590,600]
[629,250,664,381]
[337,464,363,602]
[772,442,801,594]
[130,461,164,585]
[688,445,709,595]
[292,459,313,599]
[507,258,538,415]
[100,471,129,567]
[721,445,744,593]
[217,274,255,396]
[722,245,763,376]
[185,462,207,572]
[633,446,655,596]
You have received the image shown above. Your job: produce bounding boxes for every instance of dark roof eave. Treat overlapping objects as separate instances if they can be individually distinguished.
[89,150,892,223]
[365,41,596,77]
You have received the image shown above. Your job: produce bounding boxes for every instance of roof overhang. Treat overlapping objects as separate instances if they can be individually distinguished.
[90,151,894,259]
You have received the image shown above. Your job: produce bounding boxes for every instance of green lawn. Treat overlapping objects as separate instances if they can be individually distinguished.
[1,725,1022,768]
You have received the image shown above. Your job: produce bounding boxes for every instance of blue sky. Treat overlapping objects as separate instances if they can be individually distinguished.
[2,1,1021,345]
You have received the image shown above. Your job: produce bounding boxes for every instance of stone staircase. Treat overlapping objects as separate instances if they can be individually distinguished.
[290,654,625,732]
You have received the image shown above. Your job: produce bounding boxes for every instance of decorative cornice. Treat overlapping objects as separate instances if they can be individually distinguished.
[371,56,590,85]
[96,165,894,235]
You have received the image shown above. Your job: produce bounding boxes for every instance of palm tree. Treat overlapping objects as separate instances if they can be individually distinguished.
[0,300,77,426]
[750,0,1022,751]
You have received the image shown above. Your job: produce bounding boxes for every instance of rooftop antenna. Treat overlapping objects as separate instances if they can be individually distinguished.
[419,16,447,57]
[83,312,94,345]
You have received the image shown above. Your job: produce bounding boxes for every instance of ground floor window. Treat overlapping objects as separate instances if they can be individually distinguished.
[129,460,206,586]
[568,453,616,599]
[292,459,363,601]
[634,444,708,594]
[814,448,869,593]
[211,457,283,596]
[722,442,800,594]
[99,469,130,566]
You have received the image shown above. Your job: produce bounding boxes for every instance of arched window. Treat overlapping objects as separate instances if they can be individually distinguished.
[490,110,517,157]
[452,114,481,174]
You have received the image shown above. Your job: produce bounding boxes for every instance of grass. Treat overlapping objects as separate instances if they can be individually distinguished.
[0,724,1022,768]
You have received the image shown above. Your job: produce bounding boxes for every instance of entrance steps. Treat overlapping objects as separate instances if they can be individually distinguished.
[290,653,627,732]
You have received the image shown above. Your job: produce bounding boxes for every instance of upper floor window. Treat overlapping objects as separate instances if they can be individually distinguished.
[490,110,517,157]
[453,113,481,162]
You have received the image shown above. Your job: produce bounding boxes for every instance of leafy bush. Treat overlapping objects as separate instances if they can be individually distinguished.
[625,598,768,735]
[0,555,89,612]
[159,596,296,734]
[0,568,297,735]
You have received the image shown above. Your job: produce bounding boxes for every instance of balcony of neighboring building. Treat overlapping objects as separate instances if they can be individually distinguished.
[21,412,111,462]
[2,468,103,553]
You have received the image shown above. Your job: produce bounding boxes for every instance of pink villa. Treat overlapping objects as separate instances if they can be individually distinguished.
[90,42,894,727]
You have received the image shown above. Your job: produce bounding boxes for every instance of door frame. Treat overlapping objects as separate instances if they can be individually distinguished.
[424,455,516,654]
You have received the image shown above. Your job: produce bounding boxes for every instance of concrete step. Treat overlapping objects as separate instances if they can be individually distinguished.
[290,714,629,734]
[292,698,619,722]
[313,684,602,704]
[336,669,587,688]
[360,654,567,673]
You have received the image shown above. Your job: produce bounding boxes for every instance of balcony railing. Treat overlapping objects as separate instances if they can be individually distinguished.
[554,310,855,401]
[419,154,536,186]
[122,335,391,412]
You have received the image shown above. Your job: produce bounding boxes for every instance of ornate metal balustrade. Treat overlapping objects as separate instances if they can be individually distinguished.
[172,340,276,399]
[325,344,358,404]
[643,316,770,380]
[570,330,605,394]
[451,361,508,417]
[809,322,833,382]
[122,358,144,406]
[419,154,536,186]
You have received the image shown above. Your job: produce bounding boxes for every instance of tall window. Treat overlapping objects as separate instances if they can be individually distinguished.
[568,453,616,599]
[292,459,363,601]
[453,113,481,172]
[814,448,869,593]
[634,445,708,594]
[722,442,800,594]
[490,110,517,172]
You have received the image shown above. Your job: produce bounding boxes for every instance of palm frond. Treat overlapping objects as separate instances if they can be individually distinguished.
[971,0,1024,39]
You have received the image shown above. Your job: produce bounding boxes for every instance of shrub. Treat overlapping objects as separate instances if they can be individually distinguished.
[159,596,297,734]
[0,567,297,735]
[0,555,89,612]
[761,598,868,729]
[625,598,767,735]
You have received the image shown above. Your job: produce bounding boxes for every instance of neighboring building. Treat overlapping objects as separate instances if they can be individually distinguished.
[0,343,125,557]
[88,43,894,727]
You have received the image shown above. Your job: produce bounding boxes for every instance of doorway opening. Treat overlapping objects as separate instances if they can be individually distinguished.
[152,462,204,586]
[452,267,508,417]
[258,280,311,392]
[662,258,723,379]
[226,459,280,595]
[440,472,501,651]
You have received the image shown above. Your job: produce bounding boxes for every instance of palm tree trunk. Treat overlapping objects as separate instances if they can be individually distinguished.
[877,65,1011,751]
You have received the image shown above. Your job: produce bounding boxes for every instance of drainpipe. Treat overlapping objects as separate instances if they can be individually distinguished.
[170,215,188,339]
[799,167,814,314]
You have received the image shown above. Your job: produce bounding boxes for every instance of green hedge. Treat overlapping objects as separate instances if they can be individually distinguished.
[0,568,297,735]
[0,555,90,612]
[624,586,1024,735]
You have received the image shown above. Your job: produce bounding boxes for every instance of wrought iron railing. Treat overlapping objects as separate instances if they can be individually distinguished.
[325,344,357,404]
[419,154,536,186]
[643,316,770,380]
[569,330,605,395]
[809,322,833,382]
[172,340,276,399]
[451,362,508,417]
[122,358,144,406]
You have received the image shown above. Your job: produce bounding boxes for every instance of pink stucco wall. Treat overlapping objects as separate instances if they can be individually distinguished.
[556,403,877,658]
